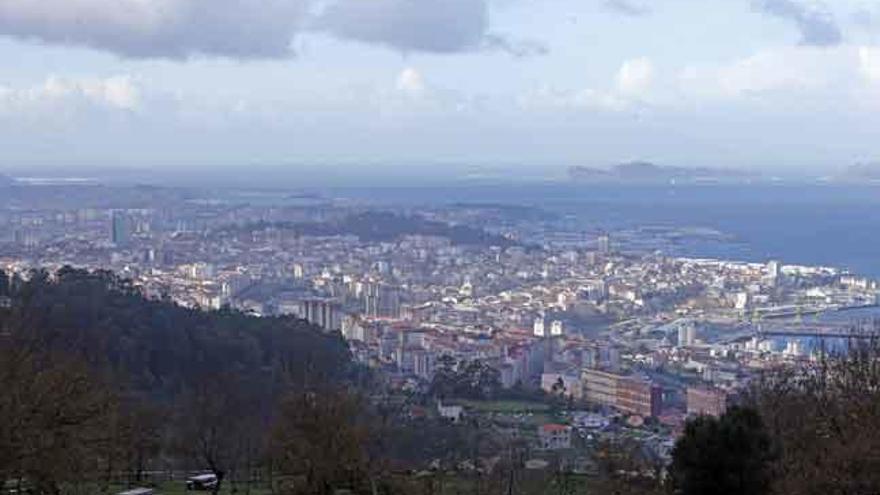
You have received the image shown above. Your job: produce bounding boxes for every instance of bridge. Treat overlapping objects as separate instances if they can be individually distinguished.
[755,328,877,339]
[752,304,879,321]
[752,305,832,320]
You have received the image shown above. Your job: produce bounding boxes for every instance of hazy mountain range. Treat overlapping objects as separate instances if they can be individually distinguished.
[568,162,759,184]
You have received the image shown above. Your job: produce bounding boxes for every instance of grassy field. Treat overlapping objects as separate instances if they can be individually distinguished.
[453,399,552,413]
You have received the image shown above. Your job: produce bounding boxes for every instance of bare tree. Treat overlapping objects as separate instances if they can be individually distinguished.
[0,344,118,494]
[749,333,880,495]
[102,400,165,490]
[268,388,389,495]
[173,374,257,495]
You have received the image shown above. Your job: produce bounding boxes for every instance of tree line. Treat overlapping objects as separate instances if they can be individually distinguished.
[0,267,398,495]
[670,333,880,495]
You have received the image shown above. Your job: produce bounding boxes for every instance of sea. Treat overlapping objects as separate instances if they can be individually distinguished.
[329,182,880,279]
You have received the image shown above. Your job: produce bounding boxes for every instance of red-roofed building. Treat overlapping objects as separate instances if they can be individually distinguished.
[539,424,572,450]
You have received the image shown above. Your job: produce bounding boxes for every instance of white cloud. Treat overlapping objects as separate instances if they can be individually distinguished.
[616,57,654,96]
[396,67,427,97]
[679,46,858,99]
[0,0,310,59]
[859,46,880,82]
[0,0,539,59]
[571,88,630,112]
[518,86,630,113]
[524,44,880,117]
[386,68,480,115]
[315,0,486,53]
[0,75,142,115]
[62,75,141,110]
[603,0,651,17]
[519,58,659,114]
[314,0,546,57]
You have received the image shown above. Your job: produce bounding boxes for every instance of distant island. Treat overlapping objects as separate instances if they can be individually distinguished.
[834,162,880,182]
[568,161,758,184]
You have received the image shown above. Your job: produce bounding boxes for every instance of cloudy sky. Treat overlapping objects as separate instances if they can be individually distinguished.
[1,0,879,173]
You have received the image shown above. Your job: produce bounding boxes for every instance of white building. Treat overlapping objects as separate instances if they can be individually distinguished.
[784,340,803,357]
[734,292,750,310]
[766,260,781,285]
[677,323,697,347]
[437,401,464,423]
[597,234,611,254]
[533,317,546,337]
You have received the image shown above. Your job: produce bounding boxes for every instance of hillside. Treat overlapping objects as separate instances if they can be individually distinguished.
[0,267,358,494]
[214,210,520,248]
[0,267,351,400]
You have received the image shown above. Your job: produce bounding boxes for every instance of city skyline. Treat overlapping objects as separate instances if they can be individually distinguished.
[0,0,879,171]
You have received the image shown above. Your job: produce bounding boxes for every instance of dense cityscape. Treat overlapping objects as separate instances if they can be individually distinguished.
[3,179,878,489]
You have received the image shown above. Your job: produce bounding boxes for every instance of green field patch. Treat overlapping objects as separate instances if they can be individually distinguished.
[452,399,553,413]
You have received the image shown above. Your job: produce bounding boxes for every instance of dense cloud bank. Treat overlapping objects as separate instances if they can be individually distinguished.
[0,0,525,59]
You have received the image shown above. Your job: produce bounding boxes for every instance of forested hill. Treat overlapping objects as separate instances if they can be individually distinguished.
[0,267,352,400]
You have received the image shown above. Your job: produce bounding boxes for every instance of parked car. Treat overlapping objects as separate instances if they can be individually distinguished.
[186,474,218,491]
[116,488,155,495]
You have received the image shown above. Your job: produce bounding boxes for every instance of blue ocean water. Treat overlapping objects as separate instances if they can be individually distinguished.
[333,183,880,278]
